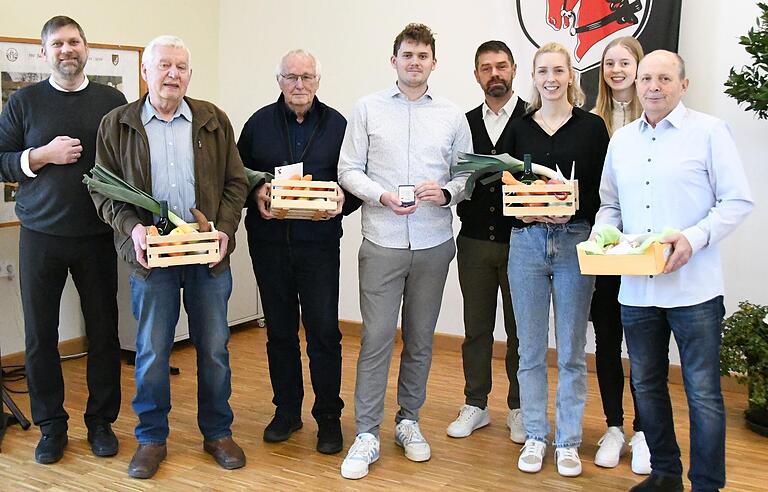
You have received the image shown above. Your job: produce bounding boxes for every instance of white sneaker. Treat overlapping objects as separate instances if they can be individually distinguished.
[340,433,380,480]
[594,426,628,468]
[507,408,526,444]
[518,439,546,473]
[555,447,582,477]
[630,431,652,475]
[395,419,431,462]
[446,405,490,438]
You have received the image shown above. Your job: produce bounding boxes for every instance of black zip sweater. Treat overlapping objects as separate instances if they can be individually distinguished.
[0,80,126,236]
[237,94,360,243]
[457,97,527,243]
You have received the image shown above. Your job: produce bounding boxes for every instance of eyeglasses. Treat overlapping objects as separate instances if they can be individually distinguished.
[279,73,318,84]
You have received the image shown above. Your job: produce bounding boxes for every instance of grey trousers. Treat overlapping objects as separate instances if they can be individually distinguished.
[354,238,456,436]
[456,235,520,410]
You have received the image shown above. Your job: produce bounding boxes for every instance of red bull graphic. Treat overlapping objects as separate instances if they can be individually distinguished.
[517,0,652,72]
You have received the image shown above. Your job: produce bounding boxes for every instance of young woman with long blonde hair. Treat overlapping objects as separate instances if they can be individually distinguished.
[590,36,651,476]
[501,42,609,477]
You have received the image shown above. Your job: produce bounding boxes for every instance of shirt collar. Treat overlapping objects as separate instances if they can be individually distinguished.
[639,100,686,131]
[48,75,89,92]
[142,97,192,125]
[482,93,518,118]
[284,99,315,121]
[389,82,433,101]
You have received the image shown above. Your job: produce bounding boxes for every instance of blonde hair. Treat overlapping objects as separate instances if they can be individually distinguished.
[594,36,644,135]
[527,42,585,112]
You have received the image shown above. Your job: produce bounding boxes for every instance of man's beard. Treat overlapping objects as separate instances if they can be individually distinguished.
[54,57,85,79]
[485,79,510,98]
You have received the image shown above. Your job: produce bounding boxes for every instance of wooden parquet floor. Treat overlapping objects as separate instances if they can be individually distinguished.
[0,323,765,491]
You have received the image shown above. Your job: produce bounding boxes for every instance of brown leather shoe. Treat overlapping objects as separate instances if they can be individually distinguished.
[203,436,246,470]
[127,443,167,479]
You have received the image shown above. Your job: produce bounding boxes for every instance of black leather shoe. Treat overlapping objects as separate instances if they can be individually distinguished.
[263,414,303,443]
[629,474,684,492]
[316,416,343,454]
[35,433,68,464]
[88,423,119,457]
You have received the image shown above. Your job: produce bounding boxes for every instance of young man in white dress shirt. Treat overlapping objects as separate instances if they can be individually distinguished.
[337,23,472,480]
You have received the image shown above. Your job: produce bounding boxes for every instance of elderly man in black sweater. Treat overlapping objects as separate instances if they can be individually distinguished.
[0,16,126,464]
[237,49,359,455]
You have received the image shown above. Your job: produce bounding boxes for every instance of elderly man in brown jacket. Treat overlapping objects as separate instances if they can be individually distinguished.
[92,35,248,480]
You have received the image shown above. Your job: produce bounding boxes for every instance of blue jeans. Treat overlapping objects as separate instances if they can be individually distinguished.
[508,221,594,448]
[130,265,234,444]
[622,296,726,491]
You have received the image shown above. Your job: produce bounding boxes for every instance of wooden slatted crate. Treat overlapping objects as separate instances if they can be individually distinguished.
[502,180,578,217]
[146,223,219,268]
[577,242,670,276]
[270,179,337,220]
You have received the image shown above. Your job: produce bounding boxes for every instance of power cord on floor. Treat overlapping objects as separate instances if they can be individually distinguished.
[1,352,89,394]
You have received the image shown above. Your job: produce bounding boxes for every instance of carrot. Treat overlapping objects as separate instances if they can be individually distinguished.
[146,225,160,236]
[189,208,211,232]
[501,171,522,185]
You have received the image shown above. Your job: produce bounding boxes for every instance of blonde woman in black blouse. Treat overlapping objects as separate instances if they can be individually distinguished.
[501,42,609,477]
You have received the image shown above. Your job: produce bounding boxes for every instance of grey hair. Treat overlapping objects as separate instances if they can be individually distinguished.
[142,35,191,68]
[274,49,322,79]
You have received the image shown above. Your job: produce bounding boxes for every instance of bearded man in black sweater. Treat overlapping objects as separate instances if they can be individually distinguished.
[0,16,126,464]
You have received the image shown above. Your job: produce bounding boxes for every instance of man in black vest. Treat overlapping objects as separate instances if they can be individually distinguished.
[237,49,360,455]
[0,16,126,464]
[446,40,527,442]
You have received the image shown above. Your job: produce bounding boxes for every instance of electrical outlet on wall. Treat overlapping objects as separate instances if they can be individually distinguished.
[0,260,15,280]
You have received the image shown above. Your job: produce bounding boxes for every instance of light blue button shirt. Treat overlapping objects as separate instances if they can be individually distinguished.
[594,102,753,308]
[142,97,195,223]
[338,84,472,250]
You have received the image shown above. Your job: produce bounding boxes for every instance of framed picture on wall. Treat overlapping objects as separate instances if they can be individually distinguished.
[0,37,144,226]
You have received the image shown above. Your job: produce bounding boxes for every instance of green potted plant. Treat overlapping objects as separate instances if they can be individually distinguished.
[725,2,768,119]
[720,302,768,436]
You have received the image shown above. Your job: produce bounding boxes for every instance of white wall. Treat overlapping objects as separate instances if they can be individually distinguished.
[0,0,220,355]
[2,0,765,359]
[219,0,768,366]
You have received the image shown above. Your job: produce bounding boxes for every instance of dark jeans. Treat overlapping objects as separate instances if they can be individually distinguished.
[591,274,640,431]
[19,228,120,435]
[622,296,726,491]
[248,237,344,420]
[456,235,519,410]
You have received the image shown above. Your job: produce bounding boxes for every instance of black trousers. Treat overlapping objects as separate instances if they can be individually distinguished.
[19,228,121,435]
[247,236,344,420]
[590,274,641,431]
[456,235,519,410]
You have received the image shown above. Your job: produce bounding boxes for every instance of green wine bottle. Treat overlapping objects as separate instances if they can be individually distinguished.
[520,153,538,185]
[156,200,173,235]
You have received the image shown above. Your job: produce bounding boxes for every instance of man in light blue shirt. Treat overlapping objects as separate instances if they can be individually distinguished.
[594,50,753,492]
[337,23,472,480]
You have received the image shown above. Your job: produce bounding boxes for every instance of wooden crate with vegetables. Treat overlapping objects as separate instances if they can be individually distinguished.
[83,165,221,268]
[502,173,579,217]
[145,221,219,268]
[452,151,578,218]
[270,174,337,220]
